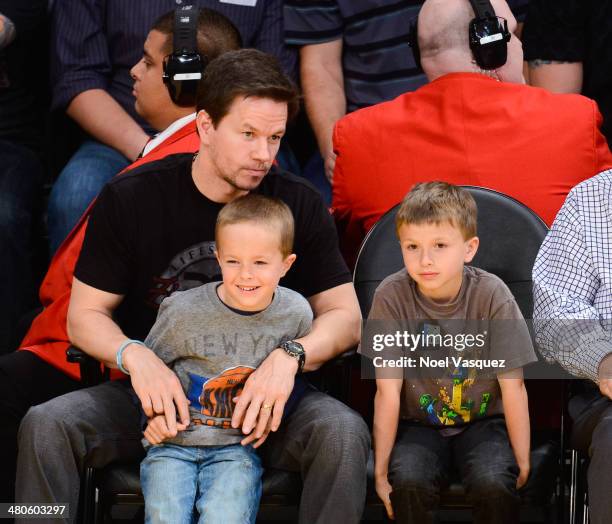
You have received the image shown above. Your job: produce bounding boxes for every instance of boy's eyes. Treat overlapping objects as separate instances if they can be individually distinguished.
[254,260,268,265]
[435,243,447,249]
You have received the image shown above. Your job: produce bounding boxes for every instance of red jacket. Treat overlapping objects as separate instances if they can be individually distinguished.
[19,120,200,379]
[333,73,612,267]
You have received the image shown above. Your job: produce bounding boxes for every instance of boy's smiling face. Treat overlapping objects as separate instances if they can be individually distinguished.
[398,220,479,303]
[215,221,296,312]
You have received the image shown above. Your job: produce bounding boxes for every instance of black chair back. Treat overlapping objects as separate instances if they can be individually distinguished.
[353,186,549,319]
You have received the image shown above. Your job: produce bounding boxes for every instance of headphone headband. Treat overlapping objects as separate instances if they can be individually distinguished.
[173,5,198,55]
[162,5,206,107]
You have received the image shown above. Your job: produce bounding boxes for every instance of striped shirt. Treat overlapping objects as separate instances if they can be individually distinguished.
[50,0,296,131]
[284,0,529,112]
[533,169,612,381]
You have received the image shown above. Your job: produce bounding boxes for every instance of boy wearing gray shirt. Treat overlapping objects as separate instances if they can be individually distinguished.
[139,194,312,524]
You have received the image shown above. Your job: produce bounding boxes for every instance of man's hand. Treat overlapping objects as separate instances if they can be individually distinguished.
[516,462,530,489]
[122,343,190,434]
[374,473,395,520]
[143,414,188,445]
[598,353,612,399]
[231,348,298,439]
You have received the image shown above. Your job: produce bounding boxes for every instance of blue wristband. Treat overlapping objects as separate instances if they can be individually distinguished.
[116,339,145,375]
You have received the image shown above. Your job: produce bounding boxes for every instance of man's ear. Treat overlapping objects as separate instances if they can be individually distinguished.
[196,110,214,143]
[282,253,297,276]
[464,236,479,263]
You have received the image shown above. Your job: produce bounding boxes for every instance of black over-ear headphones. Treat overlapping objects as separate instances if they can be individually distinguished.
[408,0,511,72]
[467,0,511,70]
[162,5,207,107]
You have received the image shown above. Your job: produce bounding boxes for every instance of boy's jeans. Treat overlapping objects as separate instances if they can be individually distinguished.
[388,417,520,524]
[140,443,262,524]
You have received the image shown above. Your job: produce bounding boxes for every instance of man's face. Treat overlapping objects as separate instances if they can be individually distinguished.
[398,220,479,302]
[197,96,288,196]
[216,222,296,311]
[130,30,178,131]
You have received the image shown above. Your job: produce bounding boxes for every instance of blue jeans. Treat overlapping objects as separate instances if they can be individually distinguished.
[0,140,43,352]
[140,443,262,524]
[47,140,130,254]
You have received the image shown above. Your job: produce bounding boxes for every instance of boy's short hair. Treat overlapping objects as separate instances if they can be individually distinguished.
[215,194,295,257]
[395,181,477,239]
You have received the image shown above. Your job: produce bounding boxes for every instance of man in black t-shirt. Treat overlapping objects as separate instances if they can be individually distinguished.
[523,0,612,146]
[15,50,369,523]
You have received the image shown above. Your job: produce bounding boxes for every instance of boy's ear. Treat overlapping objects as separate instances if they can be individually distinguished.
[214,249,220,265]
[464,236,479,263]
[281,253,297,276]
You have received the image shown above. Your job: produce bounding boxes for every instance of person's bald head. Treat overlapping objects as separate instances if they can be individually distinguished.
[417,0,523,84]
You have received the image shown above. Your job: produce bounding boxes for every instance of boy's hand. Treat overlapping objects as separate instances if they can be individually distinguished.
[375,474,395,520]
[143,415,188,445]
[516,462,530,489]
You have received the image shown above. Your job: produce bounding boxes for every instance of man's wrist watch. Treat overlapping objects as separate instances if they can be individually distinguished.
[280,340,306,373]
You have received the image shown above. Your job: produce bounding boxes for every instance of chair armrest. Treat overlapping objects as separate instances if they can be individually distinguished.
[66,346,109,387]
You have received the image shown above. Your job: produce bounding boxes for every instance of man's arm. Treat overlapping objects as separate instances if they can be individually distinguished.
[533,189,612,398]
[300,40,346,181]
[528,60,583,94]
[499,369,530,488]
[50,0,149,160]
[67,90,149,162]
[231,282,361,439]
[67,277,189,432]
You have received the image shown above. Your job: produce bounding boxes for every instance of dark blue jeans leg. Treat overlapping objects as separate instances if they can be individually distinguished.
[453,417,520,524]
[46,140,129,254]
[387,423,451,524]
[0,140,43,352]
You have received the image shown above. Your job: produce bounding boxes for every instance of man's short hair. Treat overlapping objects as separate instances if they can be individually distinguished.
[152,8,242,59]
[196,49,300,126]
[396,181,478,239]
[216,194,295,257]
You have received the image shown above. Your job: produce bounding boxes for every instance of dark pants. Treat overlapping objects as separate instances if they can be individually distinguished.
[388,417,520,524]
[0,351,80,503]
[16,380,370,524]
[0,140,43,352]
[569,390,612,524]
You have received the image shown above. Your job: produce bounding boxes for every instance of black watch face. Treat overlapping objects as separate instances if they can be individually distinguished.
[288,341,305,355]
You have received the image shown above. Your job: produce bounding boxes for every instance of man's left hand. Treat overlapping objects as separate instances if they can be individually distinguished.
[231,347,299,439]
[599,354,612,399]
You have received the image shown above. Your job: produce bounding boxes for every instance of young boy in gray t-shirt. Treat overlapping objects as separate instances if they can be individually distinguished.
[139,194,312,524]
[366,182,536,524]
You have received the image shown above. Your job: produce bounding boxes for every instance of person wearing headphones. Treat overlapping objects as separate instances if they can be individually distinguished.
[46,0,294,255]
[331,0,612,269]
[0,7,241,507]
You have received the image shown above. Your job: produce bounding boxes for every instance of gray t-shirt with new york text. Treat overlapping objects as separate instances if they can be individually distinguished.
[144,282,313,447]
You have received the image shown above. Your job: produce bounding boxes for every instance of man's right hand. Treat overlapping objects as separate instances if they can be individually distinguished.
[122,343,190,433]
[598,353,612,399]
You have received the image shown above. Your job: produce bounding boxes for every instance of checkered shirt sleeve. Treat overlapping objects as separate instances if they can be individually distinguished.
[533,169,612,381]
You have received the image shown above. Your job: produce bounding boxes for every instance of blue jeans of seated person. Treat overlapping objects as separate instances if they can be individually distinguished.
[47,140,130,254]
[0,140,43,352]
[388,417,520,524]
[140,443,262,524]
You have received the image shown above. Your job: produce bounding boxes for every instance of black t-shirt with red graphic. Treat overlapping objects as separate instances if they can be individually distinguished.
[75,153,351,341]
